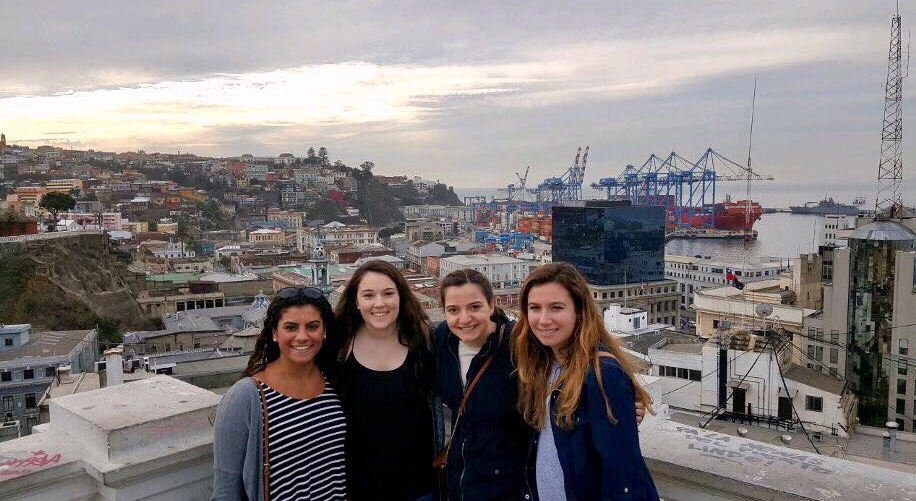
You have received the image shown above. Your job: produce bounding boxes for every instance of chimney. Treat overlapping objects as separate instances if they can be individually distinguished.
[103,347,125,387]
[56,365,73,384]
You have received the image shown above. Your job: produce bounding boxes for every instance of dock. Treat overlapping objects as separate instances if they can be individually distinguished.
[666,228,757,241]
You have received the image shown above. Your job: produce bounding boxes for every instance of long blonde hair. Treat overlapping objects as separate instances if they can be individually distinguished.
[513,262,654,430]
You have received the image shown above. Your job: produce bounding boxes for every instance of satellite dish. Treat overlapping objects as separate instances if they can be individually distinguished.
[754,303,774,318]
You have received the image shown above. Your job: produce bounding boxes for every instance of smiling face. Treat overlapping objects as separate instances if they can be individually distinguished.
[443,282,496,348]
[526,282,578,358]
[356,271,400,332]
[273,304,325,367]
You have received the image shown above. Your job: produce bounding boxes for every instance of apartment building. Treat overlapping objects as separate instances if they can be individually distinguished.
[665,254,790,308]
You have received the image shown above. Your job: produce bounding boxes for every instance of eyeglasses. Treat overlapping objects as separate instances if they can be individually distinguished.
[275,286,324,300]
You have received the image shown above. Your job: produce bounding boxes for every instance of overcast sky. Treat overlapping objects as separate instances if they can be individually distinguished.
[2,1,914,197]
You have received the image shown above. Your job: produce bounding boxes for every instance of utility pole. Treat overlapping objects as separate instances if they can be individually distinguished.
[876,6,908,217]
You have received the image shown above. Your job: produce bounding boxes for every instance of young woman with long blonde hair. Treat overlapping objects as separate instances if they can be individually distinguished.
[514,262,658,500]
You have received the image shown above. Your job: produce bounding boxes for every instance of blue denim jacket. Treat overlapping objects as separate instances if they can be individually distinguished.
[525,356,659,501]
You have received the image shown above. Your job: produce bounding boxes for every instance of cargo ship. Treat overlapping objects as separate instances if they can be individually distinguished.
[669,196,762,231]
[789,197,860,216]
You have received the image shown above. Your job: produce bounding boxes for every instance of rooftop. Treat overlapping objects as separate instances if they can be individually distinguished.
[441,254,525,265]
[783,362,848,394]
[619,329,704,356]
[0,330,94,364]
[196,272,261,283]
[850,219,916,241]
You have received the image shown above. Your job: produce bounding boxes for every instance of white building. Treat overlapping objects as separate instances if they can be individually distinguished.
[152,242,196,259]
[411,176,437,194]
[665,254,790,308]
[648,334,856,438]
[275,153,297,165]
[355,254,405,269]
[821,214,856,247]
[297,223,378,253]
[402,205,475,222]
[438,254,529,290]
[604,304,649,333]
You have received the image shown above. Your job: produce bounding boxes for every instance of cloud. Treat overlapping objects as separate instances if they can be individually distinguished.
[0,23,878,154]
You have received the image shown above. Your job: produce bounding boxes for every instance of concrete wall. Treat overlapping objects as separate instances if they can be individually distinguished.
[1,374,913,500]
[891,251,916,431]
[819,247,850,377]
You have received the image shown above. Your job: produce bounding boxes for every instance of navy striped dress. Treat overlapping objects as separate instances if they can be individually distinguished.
[263,380,347,500]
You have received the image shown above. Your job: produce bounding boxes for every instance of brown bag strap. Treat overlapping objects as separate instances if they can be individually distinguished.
[444,325,505,444]
[252,377,270,501]
[456,326,504,415]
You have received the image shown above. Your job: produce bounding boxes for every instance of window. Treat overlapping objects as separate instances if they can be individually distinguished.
[900,366,908,376]
[44,367,55,378]
[665,366,677,377]
[816,328,824,340]
[896,398,906,414]
[25,394,36,409]
[2,395,12,412]
[0,371,10,382]
[713,320,720,329]
[3,338,11,347]
[688,370,702,381]
[805,396,823,412]
[830,348,839,364]
[677,368,688,379]
[830,330,839,344]
[23,369,34,380]
[901,339,910,356]
[807,344,815,359]
[815,346,824,361]
[898,379,907,395]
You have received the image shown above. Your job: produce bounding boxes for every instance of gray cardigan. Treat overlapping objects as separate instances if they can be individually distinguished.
[210,375,446,500]
[211,378,264,501]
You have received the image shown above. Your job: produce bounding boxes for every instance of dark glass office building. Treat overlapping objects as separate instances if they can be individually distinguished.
[552,201,665,286]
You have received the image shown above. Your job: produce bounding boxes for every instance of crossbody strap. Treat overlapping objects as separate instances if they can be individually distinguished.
[445,324,506,445]
[252,377,270,501]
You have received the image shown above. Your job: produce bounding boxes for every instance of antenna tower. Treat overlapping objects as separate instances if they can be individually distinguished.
[876,7,907,216]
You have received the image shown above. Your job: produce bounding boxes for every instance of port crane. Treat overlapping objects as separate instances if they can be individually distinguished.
[536,146,589,203]
[497,166,537,202]
[591,148,774,228]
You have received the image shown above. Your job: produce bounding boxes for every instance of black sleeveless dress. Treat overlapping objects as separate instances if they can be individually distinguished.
[341,351,434,500]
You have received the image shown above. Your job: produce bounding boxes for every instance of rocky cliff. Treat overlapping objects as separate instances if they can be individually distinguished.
[0,234,153,331]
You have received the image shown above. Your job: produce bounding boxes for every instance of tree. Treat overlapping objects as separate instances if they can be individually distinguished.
[96,317,122,345]
[39,192,75,225]
[306,147,317,164]
[360,161,375,172]
[317,147,329,166]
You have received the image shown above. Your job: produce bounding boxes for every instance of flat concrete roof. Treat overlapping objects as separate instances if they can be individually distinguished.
[441,254,525,265]
[45,370,152,399]
[659,343,705,354]
[783,363,847,395]
[0,330,94,363]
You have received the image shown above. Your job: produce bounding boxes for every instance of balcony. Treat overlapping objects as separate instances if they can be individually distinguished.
[1,376,915,500]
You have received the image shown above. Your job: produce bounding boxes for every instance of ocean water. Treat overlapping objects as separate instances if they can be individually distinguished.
[455,185,857,262]
[664,212,825,261]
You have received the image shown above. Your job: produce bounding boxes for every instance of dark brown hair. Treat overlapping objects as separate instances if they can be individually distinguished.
[242,291,337,378]
[333,260,433,391]
[439,268,508,323]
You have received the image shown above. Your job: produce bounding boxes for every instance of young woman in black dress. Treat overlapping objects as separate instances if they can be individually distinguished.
[332,260,440,501]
